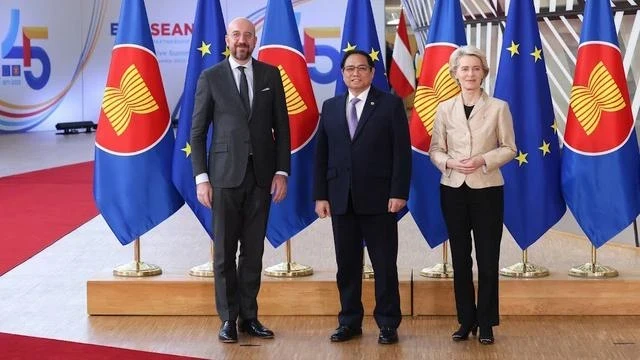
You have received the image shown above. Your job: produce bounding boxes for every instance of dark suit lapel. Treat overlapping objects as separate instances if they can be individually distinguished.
[249,60,266,121]
[352,87,380,141]
[339,94,351,142]
[467,91,489,121]
[452,94,467,125]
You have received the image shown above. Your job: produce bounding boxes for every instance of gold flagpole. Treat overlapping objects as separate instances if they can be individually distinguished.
[113,237,162,277]
[264,239,313,277]
[420,240,453,278]
[189,240,214,277]
[500,248,549,278]
[569,244,618,277]
[362,246,374,279]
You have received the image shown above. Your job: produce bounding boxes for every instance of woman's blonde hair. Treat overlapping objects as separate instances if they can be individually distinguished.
[449,45,490,80]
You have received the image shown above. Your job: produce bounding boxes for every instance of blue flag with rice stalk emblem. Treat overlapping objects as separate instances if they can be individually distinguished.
[561,0,640,248]
[94,0,183,245]
[259,0,320,247]
[407,0,466,248]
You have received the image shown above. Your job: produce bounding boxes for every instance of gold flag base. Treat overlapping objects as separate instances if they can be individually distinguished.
[363,264,374,279]
[420,263,453,278]
[264,262,313,277]
[189,261,214,277]
[113,261,162,277]
[569,263,619,278]
[500,262,549,278]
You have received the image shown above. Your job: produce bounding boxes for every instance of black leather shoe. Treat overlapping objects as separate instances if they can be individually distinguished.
[239,319,274,339]
[330,325,362,342]
[218,320,237,343]
[478,327,494,345]
[452,323,478,341]
[378,327,399,344]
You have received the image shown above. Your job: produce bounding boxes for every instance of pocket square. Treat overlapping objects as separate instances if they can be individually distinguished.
[261,87,270,92]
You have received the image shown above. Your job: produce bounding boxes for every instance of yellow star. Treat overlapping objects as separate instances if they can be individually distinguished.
[181,142,192,157]
[530,46,542,62]
[197,41,211,57]
[515,151,528,166]
[507,41,520,57]
[539,141,551,156]
[369,48,380,62]
[342,42,356,52]
[222,47,231,58]
[551,120,558,134]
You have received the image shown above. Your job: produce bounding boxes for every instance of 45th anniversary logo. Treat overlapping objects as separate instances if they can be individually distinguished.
[1,9,50,90]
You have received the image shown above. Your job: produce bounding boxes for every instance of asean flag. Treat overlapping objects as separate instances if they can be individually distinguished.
[94,0,183,245]
[259,0,320,247]
[407,0,466,248]
[561,0,640,248]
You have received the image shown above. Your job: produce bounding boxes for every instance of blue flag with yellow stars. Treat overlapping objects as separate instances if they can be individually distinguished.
[494,0,566,250]
[335,0,389,95]
[171,0,227,237]
[94,0,183,245]
[561,0,640,248]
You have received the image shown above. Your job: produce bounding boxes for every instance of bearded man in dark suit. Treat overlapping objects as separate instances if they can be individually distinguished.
[191,17,290,344]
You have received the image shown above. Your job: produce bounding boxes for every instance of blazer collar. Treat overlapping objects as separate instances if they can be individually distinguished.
[454,90,489,121]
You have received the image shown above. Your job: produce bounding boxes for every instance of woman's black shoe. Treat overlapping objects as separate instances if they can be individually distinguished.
[478,327,494,345]
[451,323,478,341]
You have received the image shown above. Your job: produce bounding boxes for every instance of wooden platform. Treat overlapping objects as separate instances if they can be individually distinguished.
[87,269,640,316]
[87,270,413,316]
[413,270,640,315]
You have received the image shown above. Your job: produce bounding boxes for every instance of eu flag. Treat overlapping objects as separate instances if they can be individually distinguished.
[562,0,640,248]
[407,0,466,248]
[335,0,388,95]
[494,0,566,250]
[259,0,320,247]
[94,0,183,245]
[171,0,226,237]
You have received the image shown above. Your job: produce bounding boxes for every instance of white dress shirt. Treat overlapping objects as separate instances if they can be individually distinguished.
[346,86,371,121]
[228,56,254,107]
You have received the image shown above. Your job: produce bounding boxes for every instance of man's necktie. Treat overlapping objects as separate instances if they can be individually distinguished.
[348,97,360,139]
[238,66,250,112]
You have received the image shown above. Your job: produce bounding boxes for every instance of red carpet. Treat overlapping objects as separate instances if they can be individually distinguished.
[0,332,206,360]
[0,162,99,276]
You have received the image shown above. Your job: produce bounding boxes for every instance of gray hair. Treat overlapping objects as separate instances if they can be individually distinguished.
[449,45,490,79]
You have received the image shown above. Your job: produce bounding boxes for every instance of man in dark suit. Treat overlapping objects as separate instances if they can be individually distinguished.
[190,17,290,343]
[314,49,411,345]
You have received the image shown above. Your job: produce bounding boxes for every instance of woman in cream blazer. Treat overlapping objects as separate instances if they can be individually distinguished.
[429,46,516,345]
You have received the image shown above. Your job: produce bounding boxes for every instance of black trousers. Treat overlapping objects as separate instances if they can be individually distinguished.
[212,157,271,321]
[440,183,503,328]
[331,198,401,329]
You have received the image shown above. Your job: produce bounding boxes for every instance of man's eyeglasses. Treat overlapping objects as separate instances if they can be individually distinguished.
[343,65,371,74]
[229,31,254,41]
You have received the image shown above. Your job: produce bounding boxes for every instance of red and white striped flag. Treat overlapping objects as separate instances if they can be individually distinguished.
[389,10,415,98]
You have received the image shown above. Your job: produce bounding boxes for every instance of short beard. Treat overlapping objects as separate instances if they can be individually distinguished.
[232,46,252,61]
